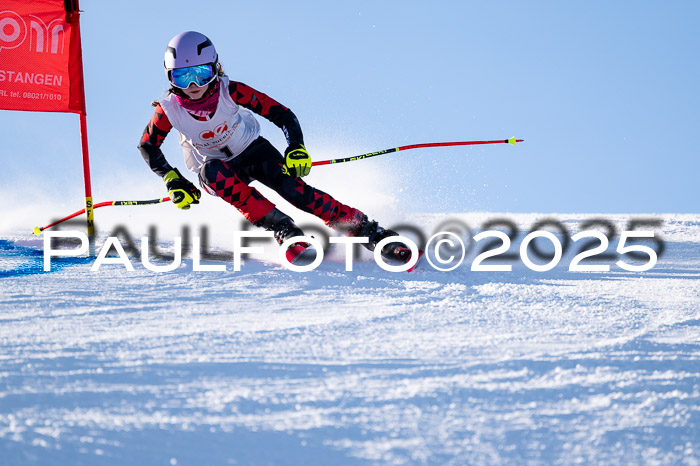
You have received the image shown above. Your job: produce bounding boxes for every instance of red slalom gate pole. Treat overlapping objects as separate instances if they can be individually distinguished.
[78,112,95,254]
[33,197,171,236]
[312,137,524,167]
[69,3,96,254]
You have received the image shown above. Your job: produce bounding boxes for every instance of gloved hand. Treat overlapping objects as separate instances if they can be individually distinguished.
[282,143,312,177]
[164,168,201,210]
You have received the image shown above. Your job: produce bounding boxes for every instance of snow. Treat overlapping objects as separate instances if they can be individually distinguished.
[1,213,699,465]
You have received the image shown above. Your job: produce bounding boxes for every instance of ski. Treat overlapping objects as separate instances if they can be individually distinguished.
[407,250,425,273]
[284,240,423,271]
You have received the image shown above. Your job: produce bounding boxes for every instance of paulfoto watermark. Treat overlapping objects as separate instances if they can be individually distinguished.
[42,217,666,274]
[42,230,421,273]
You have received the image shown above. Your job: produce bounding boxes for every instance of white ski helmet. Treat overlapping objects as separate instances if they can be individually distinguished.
[163,31,218,78]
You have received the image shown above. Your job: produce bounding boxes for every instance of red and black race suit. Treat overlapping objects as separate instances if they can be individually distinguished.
[138,80,303,177]
[137,80,363,230]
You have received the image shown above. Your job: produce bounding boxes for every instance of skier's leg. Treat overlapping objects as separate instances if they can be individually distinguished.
[238,138,366,234]
[199,159,304,244]
[199,158,275,224]
[239,138,412,262]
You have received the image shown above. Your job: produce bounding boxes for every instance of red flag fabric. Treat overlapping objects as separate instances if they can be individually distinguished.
[0,0,85,113]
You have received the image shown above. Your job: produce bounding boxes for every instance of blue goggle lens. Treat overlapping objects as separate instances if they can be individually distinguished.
[170,64,215,89]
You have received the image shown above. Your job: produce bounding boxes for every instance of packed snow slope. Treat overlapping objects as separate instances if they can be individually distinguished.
[0,213,698,465]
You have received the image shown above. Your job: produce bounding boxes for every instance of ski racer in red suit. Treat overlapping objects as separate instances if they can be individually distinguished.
[138,31,410,263]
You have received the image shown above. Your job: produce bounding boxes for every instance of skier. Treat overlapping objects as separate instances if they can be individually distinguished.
[138,31,411,263]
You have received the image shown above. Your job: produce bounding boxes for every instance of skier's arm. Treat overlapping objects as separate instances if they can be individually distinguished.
[138,104,175,178]
[228,81,304,146]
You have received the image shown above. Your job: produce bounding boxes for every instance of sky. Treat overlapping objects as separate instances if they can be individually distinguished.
[1,0,699,223]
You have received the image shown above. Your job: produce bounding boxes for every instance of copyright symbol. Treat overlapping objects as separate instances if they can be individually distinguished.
[426,231,466,272]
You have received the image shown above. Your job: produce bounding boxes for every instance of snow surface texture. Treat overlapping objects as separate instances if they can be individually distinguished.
[1,213,699,465]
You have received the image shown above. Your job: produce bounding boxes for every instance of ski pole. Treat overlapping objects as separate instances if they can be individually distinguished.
[33,197,170,235]
[312,137,524,166]
[33,138,523,234]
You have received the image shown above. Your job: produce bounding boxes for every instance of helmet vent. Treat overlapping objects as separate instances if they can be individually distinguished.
[197,38,213,55]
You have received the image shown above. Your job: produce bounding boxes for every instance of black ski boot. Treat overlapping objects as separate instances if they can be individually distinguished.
[354,215,412,264]
[256,208,304,244]
[256,208,310,263]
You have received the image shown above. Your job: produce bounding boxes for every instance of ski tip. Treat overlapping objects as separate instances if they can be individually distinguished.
[286,242,318,266]
[286,244,307,264]
[407,250,425,273]
[33,226,42,236]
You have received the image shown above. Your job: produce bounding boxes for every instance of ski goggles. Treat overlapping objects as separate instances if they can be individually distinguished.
[169,64,216,89]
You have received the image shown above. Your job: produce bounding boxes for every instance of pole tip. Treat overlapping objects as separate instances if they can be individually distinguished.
[33,227,42,236]
[508,137,517,146]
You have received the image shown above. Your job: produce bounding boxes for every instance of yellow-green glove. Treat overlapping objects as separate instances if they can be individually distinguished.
[164,168,201,210]
[282,143,312,177]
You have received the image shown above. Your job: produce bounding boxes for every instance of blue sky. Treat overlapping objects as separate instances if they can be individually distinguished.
[2,1,698,215]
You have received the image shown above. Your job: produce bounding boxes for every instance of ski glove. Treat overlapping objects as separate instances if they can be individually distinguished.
[282,143,312,178]
[164,168,201,210]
